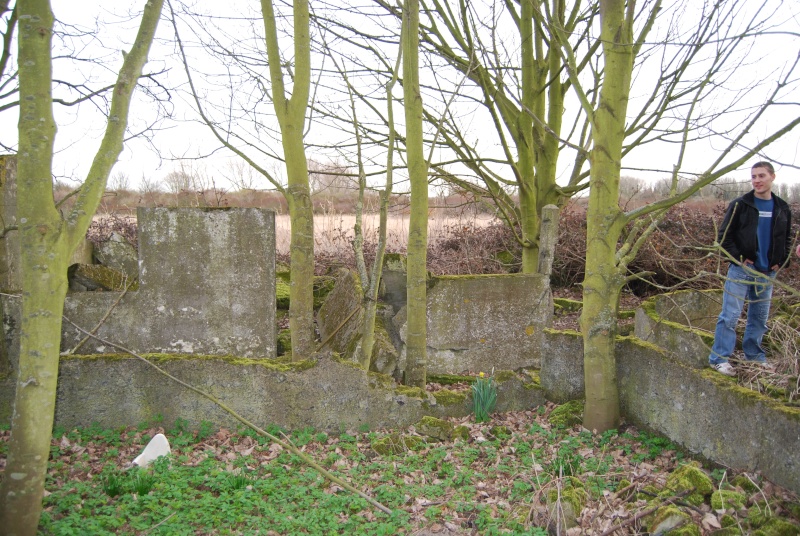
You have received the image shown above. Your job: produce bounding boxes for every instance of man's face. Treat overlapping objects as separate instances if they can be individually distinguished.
[751,166,775,197]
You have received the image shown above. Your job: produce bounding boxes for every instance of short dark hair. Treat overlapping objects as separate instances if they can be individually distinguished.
[752,161,775,174]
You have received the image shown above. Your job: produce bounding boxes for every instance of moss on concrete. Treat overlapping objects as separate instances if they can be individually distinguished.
[548,400,584,427]
[494,370,516,383]
[639,298,715,346]
[395,385,426,399]
[64,353,317,372]
[546,477,587,531]
[432,389,467,406]
[428,373,477,385]
[489,425,510,438]
[383,253,407,272]
[553,298,582,313]
[72,264,139,292]
[544,327,581,337]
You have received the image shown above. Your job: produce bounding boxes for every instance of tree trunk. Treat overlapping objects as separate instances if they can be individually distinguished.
[261,0,314,359]
[580,0,634,434]
[1,1,163,532]
[403,0,428,388]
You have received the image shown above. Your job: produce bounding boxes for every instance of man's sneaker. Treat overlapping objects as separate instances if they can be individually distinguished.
[749,361,774,371]
[712,362,736,377]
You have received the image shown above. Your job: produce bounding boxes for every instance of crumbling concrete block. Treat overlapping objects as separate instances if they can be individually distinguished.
[396,273,553,374]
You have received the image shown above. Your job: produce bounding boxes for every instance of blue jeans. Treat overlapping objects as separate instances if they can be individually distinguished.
[708,264,774,365]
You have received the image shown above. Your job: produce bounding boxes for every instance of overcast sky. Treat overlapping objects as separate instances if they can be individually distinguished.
[3,0,799,192]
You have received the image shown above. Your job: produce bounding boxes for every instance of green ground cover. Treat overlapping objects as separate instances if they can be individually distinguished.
[2,405,798,535]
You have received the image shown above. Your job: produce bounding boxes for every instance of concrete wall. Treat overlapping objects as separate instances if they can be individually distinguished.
[0,355,543,433]
[2,207,277,364]
[539,329,800,495]
[395,273,553,374]
[634,290,720,368]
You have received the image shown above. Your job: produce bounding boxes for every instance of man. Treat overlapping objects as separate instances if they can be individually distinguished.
[708,161,792,376]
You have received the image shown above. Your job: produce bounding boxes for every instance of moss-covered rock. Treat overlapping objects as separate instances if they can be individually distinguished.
[416,416,453,441]
[712,528,745,536]
[664,463,714,506]
[752,518,800,536]
[748,502,775,528]
[648,506,698,535]
[452,425,470,442]
[548,400,584,427]
[546,477,588,532]
[371,433,425,455]
[712,490,748,511]
[637,484,661,502]
[731,474,760,494]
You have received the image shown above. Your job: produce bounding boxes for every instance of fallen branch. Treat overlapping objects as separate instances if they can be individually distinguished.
[62,316,393,516]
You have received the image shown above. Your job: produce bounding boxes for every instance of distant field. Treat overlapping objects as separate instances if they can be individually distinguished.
[274,213,499,254]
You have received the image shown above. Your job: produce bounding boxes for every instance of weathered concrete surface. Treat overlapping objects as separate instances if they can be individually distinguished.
[34,355,542,432]
[635,290,720,368]
[396,273,553,374]
[317,268,363,355]
[540,330,584,403]
[538,329,800,495]
[617,337,800,495]
[2,208,277,364]
[93,232,138,277]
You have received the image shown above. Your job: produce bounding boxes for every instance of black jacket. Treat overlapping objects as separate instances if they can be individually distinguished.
[718,190,792,269]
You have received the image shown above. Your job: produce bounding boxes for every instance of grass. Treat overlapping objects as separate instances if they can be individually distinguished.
[5,408,797,535]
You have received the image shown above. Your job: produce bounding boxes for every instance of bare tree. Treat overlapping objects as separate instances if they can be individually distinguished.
[0,1,165,531]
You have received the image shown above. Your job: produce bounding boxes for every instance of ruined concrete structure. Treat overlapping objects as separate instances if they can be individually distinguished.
[0,158,798,495]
